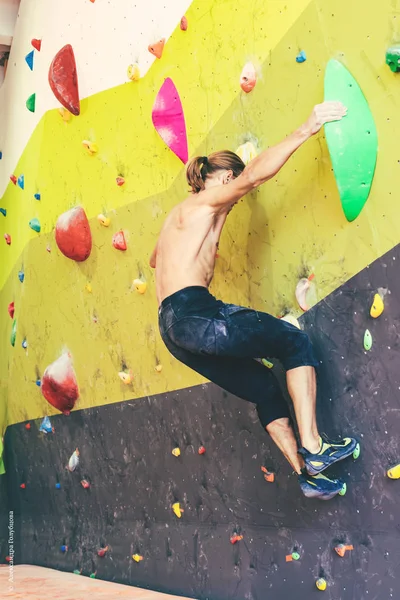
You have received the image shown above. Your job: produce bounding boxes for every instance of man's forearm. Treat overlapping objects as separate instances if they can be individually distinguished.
[245,123,312,187]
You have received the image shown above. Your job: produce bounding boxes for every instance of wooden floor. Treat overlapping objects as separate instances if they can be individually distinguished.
[0,565,195,599]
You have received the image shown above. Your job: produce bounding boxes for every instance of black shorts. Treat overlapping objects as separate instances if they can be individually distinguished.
[158,286,318,428]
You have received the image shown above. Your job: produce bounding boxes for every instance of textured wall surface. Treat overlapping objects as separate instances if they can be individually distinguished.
[1,0,400,598]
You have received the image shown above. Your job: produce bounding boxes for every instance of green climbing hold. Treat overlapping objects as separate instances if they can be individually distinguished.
[29,218,41,233]
[26,93,36,113]
[261,358,274,369]
[73,569,81,575]
[90,573,96,579]
[386,46,400,72]
[338,482,347,496]
[292,551,300,561]
[0,437,5,475]
[364,329,372,351]
[10,319,17,347]
[324,59,377,222]
[353,442,360,460]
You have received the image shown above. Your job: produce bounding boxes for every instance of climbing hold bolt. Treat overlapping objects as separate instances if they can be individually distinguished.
[0,208,6,216]
[18,270,24,283]
[10,175,17,185]
[172,502,183,518]
[25,423,31,430]
[97,546,109,557]
[81,479,90,489]
[132,554,144,562]
[67,448,80,472]
[25,50,34,71]
[116,176,125,186]
[387,463,400,479]
[198,446,206,455]
[386,45,400,72]
[370,293,384,318]
[261,466,275,482]
[133,279,147,294]
[172,447,181,457]
[240,62,257,93]
[60,545,68,553]
[334,544,353,557]
[363,329,372,351]
[17,175,25,190]
[316,578,327,591]
[148,39,165,59]
[31,39,41,51]
[180,16,188,30]
[118,371,133,384]
[296,50,307,63]
[82,140,98,155]
[29,218,41,233]
[34,193,41,200]
[4,234,11,245]
[230,534,243,544]
[55,483,61,489]
[26,93,36,113]
[261,358,274,369]
[97,214,110,227]
[112,230,127,251]
[8,302,14,318]
[127,64,140,81]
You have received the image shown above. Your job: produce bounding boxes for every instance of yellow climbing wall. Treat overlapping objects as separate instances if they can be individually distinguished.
[1,0,400,430]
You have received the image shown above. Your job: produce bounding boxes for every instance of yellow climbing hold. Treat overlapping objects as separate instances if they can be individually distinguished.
[281,314,301,329]
[133,279,147,294]
[387,463,400,479]
[118,371,133,384]
[316,578,327,591]
[155,364,163,373]
[58,107,71,122]
[172,447,181,457]
[235,141,258,165]
[82,140,98,155]
[132,554,143,562]
[85,283,92,293]
[172,502,183,518]
[97,214,111,227]
[370,293,384,318]
[127,64,140,81]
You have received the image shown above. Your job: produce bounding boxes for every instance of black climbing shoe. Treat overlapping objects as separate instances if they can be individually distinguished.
[298,436,360,476]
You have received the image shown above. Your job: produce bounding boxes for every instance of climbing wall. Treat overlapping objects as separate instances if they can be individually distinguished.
[1,0,400,597]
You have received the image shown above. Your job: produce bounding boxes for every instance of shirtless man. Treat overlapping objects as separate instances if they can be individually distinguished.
[151,102,359,500]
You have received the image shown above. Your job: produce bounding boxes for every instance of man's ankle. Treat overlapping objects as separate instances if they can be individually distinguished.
[303,436,321,454]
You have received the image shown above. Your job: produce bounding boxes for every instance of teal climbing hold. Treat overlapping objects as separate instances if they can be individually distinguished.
[364,329,372,351]
[18,270,24,282]
[296,51,306,63]
[10,319,17,347]
[25,50,34,71]
[0,208,6,216]
[17,175,24,189]
[29,218,41,232]
[34,193,41,200]
[324,59,378,222]
[26,93,36,112]
[386,46,400,72]
[0,151,2,159]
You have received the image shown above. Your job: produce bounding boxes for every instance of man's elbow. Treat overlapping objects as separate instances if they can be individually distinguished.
[242,166,262,190]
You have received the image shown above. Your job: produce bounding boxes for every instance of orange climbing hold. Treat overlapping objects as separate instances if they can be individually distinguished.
[25,423,31,430]
[112,231,127,251]
[180,16,188,30]
[4,234,11,245]
[81,479,90,489]
[116,176,125,186]
[118,371,133,385]
[240,62,257,93]
[261,466,275,482]
[334,544,353,557]
[97,546,109,557]
[31,39,41,51]
[230,534,243,544]
[8,302,14,318]
[148,39,165,59]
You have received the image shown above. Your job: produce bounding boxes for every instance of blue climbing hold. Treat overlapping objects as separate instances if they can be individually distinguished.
[35,379,41,387]
[0,208,6,216]
[25,50,34,71]
[18,270,25,283]
[17,175,24,190]
[22,339,28,349]
[0,151,2,159]
[60,545,68,553]
[39,416,53,433]
[29,218,41,232]
[34,193,41,200]
[296,50,307,63]
[55,483,61,489]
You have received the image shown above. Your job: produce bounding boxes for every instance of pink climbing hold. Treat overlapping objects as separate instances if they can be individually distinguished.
[112,230,127,251]
[240,62,257,93]
[180,16,188,30]
[48,44,80,116]
[41,353,79,415]
[55,206,92,262]
[8,302,14,318]
[4,233,11,245]
[152,78,188,164]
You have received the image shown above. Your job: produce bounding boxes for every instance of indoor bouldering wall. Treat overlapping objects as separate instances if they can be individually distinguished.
[1,0,400,598]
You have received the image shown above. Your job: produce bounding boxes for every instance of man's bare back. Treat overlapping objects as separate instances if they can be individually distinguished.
[152,199,229,305]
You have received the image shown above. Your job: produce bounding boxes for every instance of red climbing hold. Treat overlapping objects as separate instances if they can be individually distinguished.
[180,16,188,30]
[10,175,17,185]
[261,466,275,482]
[198,446,206,455]
[5,556,12,563]
[148,39,165,59]
[31,39,41,51]
[116,176,125,187]
[81,479,90,489]
[8,302,14,318]
[25,423,31,430]
[20,483,26,489]
[4,234,11,245]
[97,546,109,557]
[55,206,92,262]
[230,534,243,544]
[41,353,79,415]
[48,44,80,116]
[112,231,127,251]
